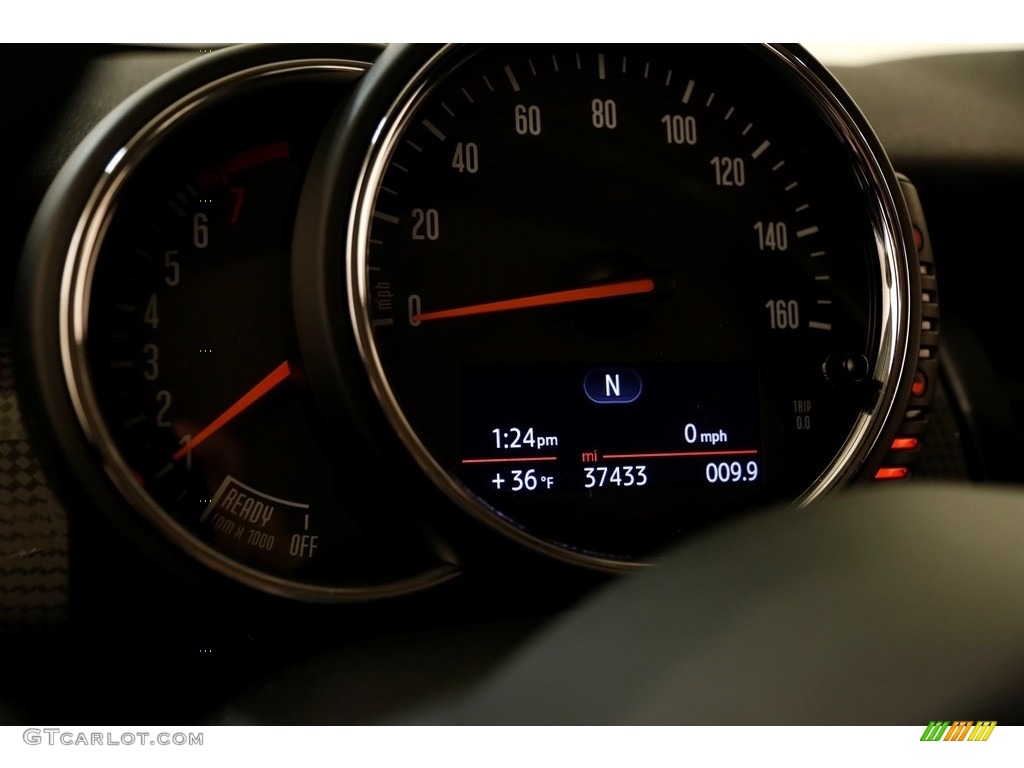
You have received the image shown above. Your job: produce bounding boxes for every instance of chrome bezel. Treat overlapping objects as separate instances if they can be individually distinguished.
[347,44,913,571]
[61,57,459,601]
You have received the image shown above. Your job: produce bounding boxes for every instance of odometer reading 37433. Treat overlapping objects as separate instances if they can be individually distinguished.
[339,44,915,567]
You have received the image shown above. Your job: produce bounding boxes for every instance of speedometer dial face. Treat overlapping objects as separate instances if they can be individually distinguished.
[344,44,913,566]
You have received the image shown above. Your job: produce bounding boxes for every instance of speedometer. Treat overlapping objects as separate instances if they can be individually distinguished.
[297,44,926,568]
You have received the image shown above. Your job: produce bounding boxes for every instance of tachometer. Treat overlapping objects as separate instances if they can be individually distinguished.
[21,46,458,600]
[299,44,925,568]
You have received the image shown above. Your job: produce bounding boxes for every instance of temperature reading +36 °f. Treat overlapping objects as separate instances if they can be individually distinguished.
[492,426,559,450]
[491,469,555,492]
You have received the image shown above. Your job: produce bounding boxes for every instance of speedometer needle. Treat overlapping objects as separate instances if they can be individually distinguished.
[172,361,291,461]
[413,278,656,323]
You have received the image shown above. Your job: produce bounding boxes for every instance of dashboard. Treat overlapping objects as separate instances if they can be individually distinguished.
[2,43,1024,724]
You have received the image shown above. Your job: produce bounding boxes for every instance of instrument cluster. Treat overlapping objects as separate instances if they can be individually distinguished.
[15,43,937,600]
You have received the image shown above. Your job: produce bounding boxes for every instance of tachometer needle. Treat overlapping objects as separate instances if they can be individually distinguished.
[413,277,657,323]
[172,361,292,461]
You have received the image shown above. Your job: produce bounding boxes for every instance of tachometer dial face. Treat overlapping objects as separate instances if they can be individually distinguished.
[66,61,456,598]
[342,44,913,566]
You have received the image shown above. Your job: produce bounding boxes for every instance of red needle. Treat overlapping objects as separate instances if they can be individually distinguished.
[172,361,291,461]
[413,278,657,323]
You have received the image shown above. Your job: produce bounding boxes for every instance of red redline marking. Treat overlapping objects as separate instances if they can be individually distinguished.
[197,141,291,189]
[601,449,759,460]
[225,142,290,176]
[462,456,559,465]
[415,278,656,323]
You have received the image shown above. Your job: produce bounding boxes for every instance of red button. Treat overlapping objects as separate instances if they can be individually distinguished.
[875,466,909,480]
[891,437,919,451]
[913,225,924,252]
[911,370,927,397]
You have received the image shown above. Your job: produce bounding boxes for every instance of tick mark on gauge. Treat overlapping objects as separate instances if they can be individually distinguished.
[742,123,753,136]
[682,79,695,104]
[551,53,559,72]
[815,275,831,281]
[441,101,454,116]
[598,53,606,79]
[392,162,409,173]
[110,360,133,369]
[504,65,521,92]
[374,211,400,225]
[406,139,423,153]
[795,203,810,212]
[168,200,186,218]
[527,58,537,76]
[664,69,671,85]
[123,415,145,427]
[621,56,627,74]
[482,75,495,92]
[461,88,474,104]
[705,92,715,107]
[785,181,799,191]
[808,321,832,331]
[380,186,397,196]
[372,318,395,327]
[114,302,135,313]
[155,462,174,480]
[575,52,582,70]
[751,140,771,159]
[772,160,785,171]
[817,299,833,305]
[796,225,820,238]
[369,239,384,246]
[133,247,153,261]
[422,120,446,141]
[811,250,825,258]
[724,106,735,120]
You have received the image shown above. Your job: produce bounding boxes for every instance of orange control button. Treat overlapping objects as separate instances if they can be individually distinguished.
[911,370,928,397]
[875,466,909,480]
[891,437,919,451]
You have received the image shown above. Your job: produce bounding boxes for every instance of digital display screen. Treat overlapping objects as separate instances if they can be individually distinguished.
[459,364,762,498]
